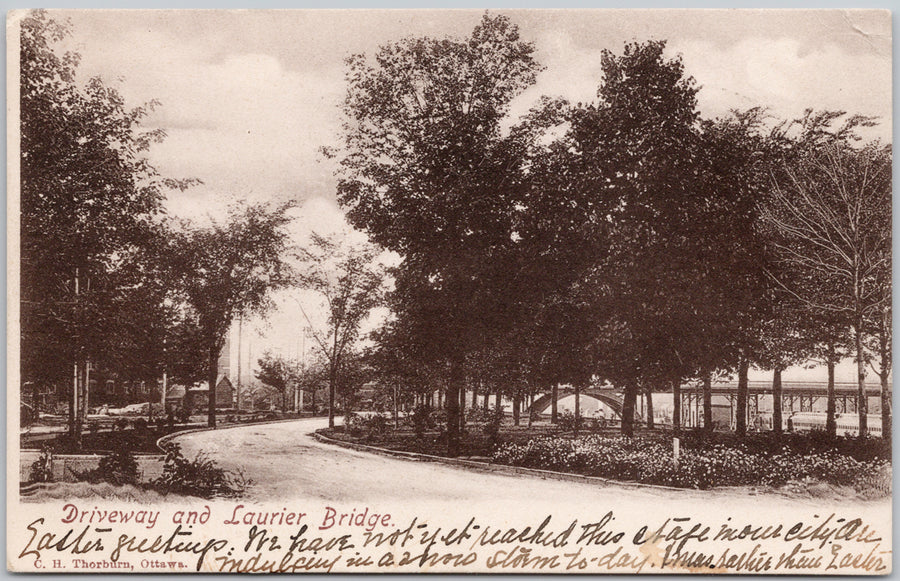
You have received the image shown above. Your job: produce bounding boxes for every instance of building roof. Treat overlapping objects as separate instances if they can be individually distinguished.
[187,375,233,393]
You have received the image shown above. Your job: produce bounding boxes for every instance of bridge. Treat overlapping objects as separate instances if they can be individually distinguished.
[524,381,885,434]
[529,389,639,420]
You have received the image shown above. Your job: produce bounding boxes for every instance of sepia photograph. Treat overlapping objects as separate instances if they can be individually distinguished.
[7,8,892,574]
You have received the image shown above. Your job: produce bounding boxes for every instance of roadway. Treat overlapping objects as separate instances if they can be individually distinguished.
[170,418,887,509]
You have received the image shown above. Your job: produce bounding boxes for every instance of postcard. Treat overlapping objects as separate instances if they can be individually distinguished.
[8,8,891,574]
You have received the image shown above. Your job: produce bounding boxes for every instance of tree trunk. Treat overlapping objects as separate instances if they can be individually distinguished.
[495,387,501,411]
[445,358,463,457]
[393,385,399,429]
[70,361,82,447]
[82,363,90,426]
[513,391,521,426]
[854,320,868,438]
[736,359,749,437]
[207,346,219,428]
[645,387,654,430]
[458,386,466,432]
[328,364,336,428]
[551,383,558,423]
[826,358,836,436]
[574,381,581,436]
[621,383,637,437]
[880,370,891,441]
[772,367,783,435]
[527,384,535,428]
[344,391,352,426]
[70,269,83,447]
[879,323,891,441]
[703,373,713,432]
[672,376,681,434]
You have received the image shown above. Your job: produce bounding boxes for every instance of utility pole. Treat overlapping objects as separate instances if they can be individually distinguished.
[81,275,91,427]
[71,267,81,445]
[161,368,167,410]
[246,333,252,410]
[84,360,91,417]
[161,335,167,411]
[236,317,243,410]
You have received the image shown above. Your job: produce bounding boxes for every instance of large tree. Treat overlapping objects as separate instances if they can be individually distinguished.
[529,40,707,436]
[19,11,195,440]
[333,14,541,454]
[169,202,295,427]
[763,134,890,438]
[297,233,385,428]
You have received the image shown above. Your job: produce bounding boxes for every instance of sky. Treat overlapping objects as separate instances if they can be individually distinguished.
[25,9,892,384]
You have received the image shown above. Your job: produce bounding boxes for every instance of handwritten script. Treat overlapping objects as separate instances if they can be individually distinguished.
[15,504,890,573]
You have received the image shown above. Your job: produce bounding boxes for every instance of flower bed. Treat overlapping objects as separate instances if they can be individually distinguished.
[492,434,890,493]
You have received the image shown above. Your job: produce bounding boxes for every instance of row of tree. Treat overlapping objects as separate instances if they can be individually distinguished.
[20,11,391,442]
[331,14,891,454]
[20,11,297,442]
[19,11,891,456]
[255,347,370,417]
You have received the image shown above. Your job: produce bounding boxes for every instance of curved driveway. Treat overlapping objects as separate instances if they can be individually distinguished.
[171,418,887,517]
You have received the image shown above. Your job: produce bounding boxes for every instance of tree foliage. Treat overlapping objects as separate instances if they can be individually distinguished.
[763,135,891,437]
[297,233,385,427]
[19,11,197,440]
[334,14,542,453]
[169,202,296,427]
[256,351,299,411]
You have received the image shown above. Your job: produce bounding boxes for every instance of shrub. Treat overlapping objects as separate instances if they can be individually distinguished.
[93,445,140,486]
[346,412,363,436]
[411,405,431,439]
[429,409,447,430]
[853,462,892,498]
[366,413,389,437]
[492,434,890,493]
[176,407,191,424]
[153,443,249,498]
[466,407,489,424]
[483,407,504,442]
[346,413,390,439]
[68,437,141,486]
[583,417,607,432]
[29,446,54,483]
[556,411,580,434]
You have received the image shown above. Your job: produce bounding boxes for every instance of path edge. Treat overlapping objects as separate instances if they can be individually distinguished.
[311,429,719,494]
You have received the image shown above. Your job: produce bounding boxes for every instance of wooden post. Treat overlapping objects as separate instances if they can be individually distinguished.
[551,383,558,423]
[772,367,783,435]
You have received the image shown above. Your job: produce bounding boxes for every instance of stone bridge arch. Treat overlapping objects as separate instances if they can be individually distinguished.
[529,389,639,420]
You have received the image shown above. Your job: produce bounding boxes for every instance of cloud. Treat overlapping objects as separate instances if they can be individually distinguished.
[40,10,890,373]
[63,17,346,223]
[670,36,891,138]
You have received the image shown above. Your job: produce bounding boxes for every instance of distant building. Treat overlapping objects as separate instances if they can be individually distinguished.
[164,385,187,412]
[183,376,235,413]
